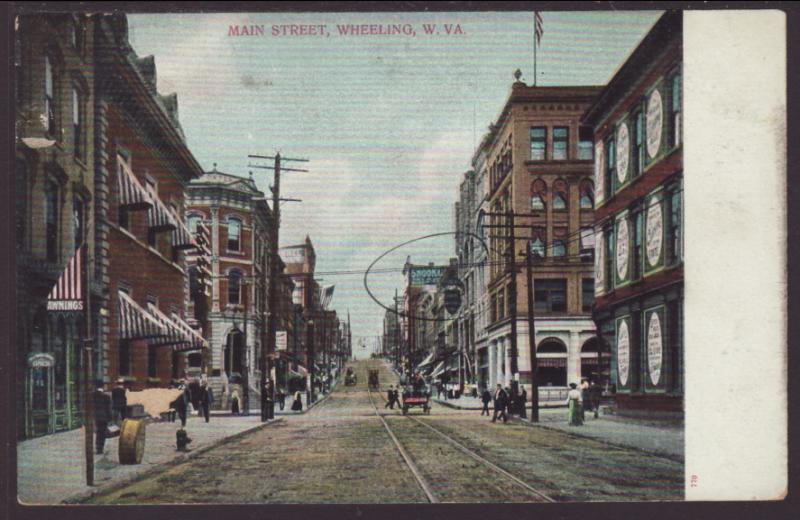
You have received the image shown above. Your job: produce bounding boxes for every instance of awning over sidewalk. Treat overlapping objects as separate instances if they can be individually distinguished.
[147,193,177,232]
[171,210,197,251]
[430,362,445,378]
[118,290,165,341]
[416,351,435,370]
[169,311,207,352]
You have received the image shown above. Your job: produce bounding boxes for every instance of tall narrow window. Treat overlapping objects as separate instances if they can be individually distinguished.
[552,179,568,211]
[228,270,242,305]
[668,187,682,264]
[582,278,594,312]
[148,345,157,378]
[228,218,241,251]
[633,110,644,176]
[73,197,84,249]
[553,227,568,258]
[632,211,643,280]
[553,127,569,160]
[187,214,201,235]
[578,126,594,160]
[604,228,615,291]
[45,180,59,262]
[72,87,83,159]
[45,55,56,135]
[535,279,567,313]
[530,127,546,161]
[530,227,546,258]
[605,137,615,198]
[671,73,682,147]
[119,340,130,376]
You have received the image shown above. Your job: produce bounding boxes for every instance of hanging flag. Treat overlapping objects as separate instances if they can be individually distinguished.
[47,247,84,311]
[319,284,336,310]
[534,11,544,46]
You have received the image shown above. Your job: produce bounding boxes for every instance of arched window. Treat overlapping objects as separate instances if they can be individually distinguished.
[228,269,242,305]
[552,179,568,211]
[227,218,241,251]
[538,338,568,353]
[530,179,547,211]
[580,180,594,209]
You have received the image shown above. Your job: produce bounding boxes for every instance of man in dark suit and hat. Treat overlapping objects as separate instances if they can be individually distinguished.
[93,382,113,454]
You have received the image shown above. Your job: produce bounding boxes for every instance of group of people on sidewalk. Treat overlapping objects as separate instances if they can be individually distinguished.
[566,379,603,426]
[481,384,528,423]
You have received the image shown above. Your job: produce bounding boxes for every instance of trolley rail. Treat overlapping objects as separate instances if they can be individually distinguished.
[367,388,556,504]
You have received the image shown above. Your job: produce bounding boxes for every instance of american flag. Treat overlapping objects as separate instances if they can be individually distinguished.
[534,11,544,46]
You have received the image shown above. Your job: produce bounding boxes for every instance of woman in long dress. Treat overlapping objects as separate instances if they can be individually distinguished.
[566,383,583,426]
[291,391,303,411]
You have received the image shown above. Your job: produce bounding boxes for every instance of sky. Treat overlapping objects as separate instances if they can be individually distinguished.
[127,10,662,358]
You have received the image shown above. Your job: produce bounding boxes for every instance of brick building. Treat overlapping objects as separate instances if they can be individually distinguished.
[583,12,683,417]
[15,13,98,438]
[480,81,602,395]
[94,15,206,391]
[185,167,273,410]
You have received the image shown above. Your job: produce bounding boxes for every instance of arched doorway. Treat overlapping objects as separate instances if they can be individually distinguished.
[537,338,568,387]
[224,329,245,377]
[580,337,611,388]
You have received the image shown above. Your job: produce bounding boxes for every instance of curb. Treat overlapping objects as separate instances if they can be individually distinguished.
[63,417,285,504]
[511,415,684,463]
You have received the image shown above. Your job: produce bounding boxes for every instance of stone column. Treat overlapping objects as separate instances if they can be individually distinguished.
[568,330,582,385]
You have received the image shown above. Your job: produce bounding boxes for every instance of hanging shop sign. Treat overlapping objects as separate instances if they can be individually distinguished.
[647,310,663,386]
[646,88,664,159]
[595,141,605,204]
[276,331,288,351]
[409,266,446,287]
[595,229,605,295]
[28,352,55,369]
[616,122,630,185]
[646,195,664,268]
[441,274,464,315]
[617,318,630,387]
[616,217,630,282]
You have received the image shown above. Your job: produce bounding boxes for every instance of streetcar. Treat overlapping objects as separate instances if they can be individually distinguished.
[345,367,357,386]
[368,369,380,390]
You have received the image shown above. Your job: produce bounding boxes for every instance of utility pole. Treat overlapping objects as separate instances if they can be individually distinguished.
[525,246,540,422]
[506,210,519,390]
[81,243,94,486]
[242,279,249,415]
[394,289,400,370]
[248,153,307,421]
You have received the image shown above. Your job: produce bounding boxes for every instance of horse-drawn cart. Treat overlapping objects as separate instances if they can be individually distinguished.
[401,386,431,415]
[368,369,380,390]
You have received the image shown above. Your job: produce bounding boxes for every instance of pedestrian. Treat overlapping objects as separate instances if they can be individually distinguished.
[393,386,400,407]
[581,378,591,418]
[262,380,275,420]
[480,387,492,416]
[385,385,395,409]
[189,378,202,412]
[291,390,303,411]
[111,378,127,424]
[566,383,584,426]
[170,383,189,427]
[589,380,602,419]
[277,389,286,411]
[93,383,112,455]
[520,387,528,419]
[199,380,213,423]
[491,384,508,423]
[505,386,513,415]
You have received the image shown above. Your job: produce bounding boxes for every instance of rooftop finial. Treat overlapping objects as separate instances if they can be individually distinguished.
[212,162,217,171]
[514,68,522,82]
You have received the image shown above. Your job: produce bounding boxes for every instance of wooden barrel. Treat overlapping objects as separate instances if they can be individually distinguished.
[118,418,146,464]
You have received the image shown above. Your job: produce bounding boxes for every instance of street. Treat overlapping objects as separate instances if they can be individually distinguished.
[88,359,683,504]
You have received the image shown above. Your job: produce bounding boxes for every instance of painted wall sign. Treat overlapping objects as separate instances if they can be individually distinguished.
[616,122,629,184]
[595,229,605,294]
[616,218,629,280]
[646,197,664,267]
[409,266,446,287]
[646,89,664,159]
[276,331,288,351]
[647,311,663,386]
[595,141,605,203]
[28,352,55,368]
[617,319,630,387]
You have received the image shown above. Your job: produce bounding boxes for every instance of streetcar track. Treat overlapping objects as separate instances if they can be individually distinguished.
[366,383,556,503]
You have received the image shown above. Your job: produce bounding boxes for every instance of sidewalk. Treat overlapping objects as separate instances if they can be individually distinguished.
[17,414,277,505]
[432,394,566,410]
[521,408,683,460]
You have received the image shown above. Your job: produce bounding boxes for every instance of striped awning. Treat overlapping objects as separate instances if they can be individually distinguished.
[147,195,176,232]
[171,210,197,250]
[117,158,152,210]
[430,362,445,378]
[170,311,207,352]
[146,302,186,346]
[118,290,166,341]
[416,351,436,370]
[47,247,83,312]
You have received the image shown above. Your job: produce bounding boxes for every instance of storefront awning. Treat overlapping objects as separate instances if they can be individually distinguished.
[47,246,83,312]
[118,290,167,341]
[170,311,207,352]
[117,158,153,211]
[538,357,567,368]
[430,361,445,378]
[416,351,435,369]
